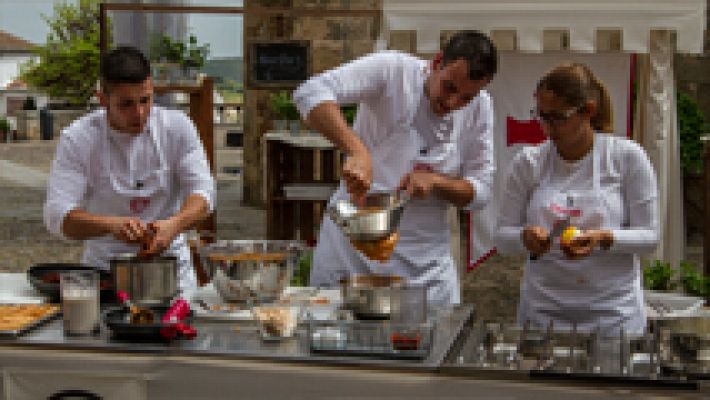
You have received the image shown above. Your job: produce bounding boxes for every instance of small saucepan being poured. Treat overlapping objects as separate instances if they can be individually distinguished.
[327,191,409,262]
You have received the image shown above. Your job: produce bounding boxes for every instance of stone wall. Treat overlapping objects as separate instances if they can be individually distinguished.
[242,0,381,207]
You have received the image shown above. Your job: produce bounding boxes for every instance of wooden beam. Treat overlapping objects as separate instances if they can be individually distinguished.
[101,3,380,17]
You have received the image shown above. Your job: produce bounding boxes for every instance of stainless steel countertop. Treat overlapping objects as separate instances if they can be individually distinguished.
[0,304,473,372]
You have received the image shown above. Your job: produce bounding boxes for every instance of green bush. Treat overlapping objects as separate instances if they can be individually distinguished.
[150,33,209,69]
[269,91,299,120]
[643,259,677,291]
[341,104,358,125]
[291,249,313,287]
[679,261,710,297]
[678,91,709,175]
[0,117,10,133]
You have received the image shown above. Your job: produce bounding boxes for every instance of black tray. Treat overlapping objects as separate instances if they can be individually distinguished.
[103,305,194,342]
[27,263,115,303]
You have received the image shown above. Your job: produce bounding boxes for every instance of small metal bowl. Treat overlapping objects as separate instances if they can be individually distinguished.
[327,191,408,242]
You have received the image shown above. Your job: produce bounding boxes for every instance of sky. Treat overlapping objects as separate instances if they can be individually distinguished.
[0,0,244,58]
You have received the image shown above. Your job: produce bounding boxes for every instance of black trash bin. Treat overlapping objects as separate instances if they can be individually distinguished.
[40,108,54,140]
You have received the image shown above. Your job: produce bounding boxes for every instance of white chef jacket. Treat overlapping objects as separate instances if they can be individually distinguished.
[44,106,215,290]
[495,133,659,336]
[293,50,495,305]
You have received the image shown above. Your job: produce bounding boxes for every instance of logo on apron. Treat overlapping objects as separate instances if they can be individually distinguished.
[129,197,151,214]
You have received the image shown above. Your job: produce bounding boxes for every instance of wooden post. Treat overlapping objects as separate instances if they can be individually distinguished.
[703,135,710,304]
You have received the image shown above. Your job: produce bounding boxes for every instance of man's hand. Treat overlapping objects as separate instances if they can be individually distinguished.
[343,148,372,206]
[522,226,551,258]
[138,219,181,258]
[398,171,442,199]
[109,217,150,245]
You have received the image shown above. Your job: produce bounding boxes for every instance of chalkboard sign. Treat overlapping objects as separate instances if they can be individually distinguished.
[248,40,310,88]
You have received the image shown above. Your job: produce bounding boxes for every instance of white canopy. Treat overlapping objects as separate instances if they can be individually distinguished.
[382,0,707,54]
[381,0,707,270]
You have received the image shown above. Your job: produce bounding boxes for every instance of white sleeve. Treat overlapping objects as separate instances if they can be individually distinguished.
[460,93,495,211]
[172,112,215,211]
[610,140,659,254]
[43,130,89,239]
[495,147,540,254]
[293,51,394,118]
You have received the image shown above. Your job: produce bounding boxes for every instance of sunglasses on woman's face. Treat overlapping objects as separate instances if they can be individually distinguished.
[531,106,583,125]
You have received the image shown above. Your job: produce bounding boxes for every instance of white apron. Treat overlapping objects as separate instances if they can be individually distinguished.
[517,135,645,336]
[82,110,196,291]
[311,74,462,306]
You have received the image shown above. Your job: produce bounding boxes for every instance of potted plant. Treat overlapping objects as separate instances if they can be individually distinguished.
[270,91,299,133]
[150,34,186,84]
[181,34,209,84]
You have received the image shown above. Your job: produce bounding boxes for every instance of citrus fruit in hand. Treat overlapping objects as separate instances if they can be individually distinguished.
[560,226,581,247]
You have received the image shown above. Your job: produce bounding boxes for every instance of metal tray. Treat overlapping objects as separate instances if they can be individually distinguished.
[0,304,61,337]
[308,320,434,360]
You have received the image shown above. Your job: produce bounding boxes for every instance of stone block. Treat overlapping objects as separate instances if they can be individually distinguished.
[388,30,415,53]
[292,17,330,40]
[311,40,344,73]
[344,40,376,60]
[337,17,376,40]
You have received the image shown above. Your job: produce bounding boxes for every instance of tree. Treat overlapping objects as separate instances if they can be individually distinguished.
[20,0,103,108]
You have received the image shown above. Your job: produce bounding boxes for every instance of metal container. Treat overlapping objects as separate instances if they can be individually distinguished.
[339,274,403,320]
[327,191,408,242]
[199,240,305,303]
[109,255,178,306]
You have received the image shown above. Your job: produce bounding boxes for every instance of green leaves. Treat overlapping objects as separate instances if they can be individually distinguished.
[643,260,676,291]
[643,259,710,297]
[269,91,299,120]
[291,250,313,287]
[20,0,103,108]
[341,104,358,125]
[678,91,709,176]
[679,261,710,297]
[150,33,209,69]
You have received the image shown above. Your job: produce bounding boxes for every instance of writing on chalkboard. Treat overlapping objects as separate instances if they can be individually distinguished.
[249,40,310,88]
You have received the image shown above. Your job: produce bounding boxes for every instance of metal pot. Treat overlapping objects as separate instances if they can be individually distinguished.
[328,191,409,242]
[109,254,178,306]
[339,274,403,320]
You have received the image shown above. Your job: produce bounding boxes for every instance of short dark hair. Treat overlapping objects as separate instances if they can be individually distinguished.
[441,30,498,81]
[100,46,151,92]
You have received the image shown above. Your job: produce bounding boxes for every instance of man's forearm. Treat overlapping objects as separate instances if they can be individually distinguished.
[434,175,475,208]
[62,209,116,240]
[306,101,367,156]
[169,193,210,233]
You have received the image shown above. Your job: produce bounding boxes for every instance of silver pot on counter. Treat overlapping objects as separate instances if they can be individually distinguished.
[339,274,427,322]
[110,254,178,305]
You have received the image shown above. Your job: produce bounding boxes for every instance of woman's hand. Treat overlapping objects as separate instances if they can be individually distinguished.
[522,226,551,258]
[561,229,613,259]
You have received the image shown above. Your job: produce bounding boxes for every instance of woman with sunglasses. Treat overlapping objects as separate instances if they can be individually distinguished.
[495,63,659,336]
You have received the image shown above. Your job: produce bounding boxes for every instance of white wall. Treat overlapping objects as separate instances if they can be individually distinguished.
[0,54,34,89]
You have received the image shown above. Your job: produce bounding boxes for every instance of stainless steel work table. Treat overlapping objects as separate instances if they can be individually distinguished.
[0,305,472,372]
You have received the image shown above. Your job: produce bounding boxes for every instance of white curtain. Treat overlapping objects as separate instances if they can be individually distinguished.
[633,31,686,267]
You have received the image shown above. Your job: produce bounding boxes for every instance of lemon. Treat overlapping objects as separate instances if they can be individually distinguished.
[560,226,581,246]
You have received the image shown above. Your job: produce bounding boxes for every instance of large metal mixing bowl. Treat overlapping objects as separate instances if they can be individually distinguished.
[327,191,408,242]
[199,240,305,303]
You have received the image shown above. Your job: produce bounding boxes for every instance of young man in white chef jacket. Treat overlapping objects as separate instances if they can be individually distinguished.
[293,31,498,305]
[44,46,215,290]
